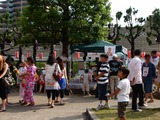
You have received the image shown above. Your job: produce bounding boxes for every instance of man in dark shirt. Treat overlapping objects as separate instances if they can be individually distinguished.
[109,54,122,98]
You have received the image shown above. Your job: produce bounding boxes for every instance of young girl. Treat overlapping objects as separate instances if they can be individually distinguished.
[18,62,27,103]
[81,69,91,96]
[38,69,46,93]
[56,57,68,105]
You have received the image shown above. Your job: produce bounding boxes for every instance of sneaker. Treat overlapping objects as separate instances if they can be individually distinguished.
[96,105,102,111]
[103,103,110,109]
[139,104,148,109]
[133,109,143,112]
[87,93,91,96]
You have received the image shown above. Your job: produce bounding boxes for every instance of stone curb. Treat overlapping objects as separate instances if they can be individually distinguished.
[86,108,99,120]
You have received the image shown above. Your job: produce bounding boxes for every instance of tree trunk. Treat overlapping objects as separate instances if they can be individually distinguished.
[62,27,69,77]
[19,45,22,62]
[131,40,135,58]
[33,40,37,64]
[1,38,5,55]
[16,45,22,67]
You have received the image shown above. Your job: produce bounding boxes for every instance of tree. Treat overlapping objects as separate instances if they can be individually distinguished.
[0,13,14,55]
[147,9,160,44]
[123,7,145,57]
[108,11,123,44]
[24,0,111,56]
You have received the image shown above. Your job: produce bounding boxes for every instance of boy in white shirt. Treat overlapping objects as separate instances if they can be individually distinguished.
[108,67,130,120]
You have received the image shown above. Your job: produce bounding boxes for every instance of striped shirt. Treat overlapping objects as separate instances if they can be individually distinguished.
[98,62,110,84]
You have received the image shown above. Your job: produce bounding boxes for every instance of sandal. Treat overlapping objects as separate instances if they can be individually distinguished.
[55,101,59,103]
[21,102,27,105]
[0,110,6,112]
[59,103,65,106]
[50,105,55,108]
[147,100,154,103]
[47,103,51,106]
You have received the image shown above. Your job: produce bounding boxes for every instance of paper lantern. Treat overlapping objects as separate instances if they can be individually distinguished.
[76,52,80,59]
[53,51,56,57]
[26,52,31,58]
[15,51,19,58]
[39,52,43,59]
[128,51,131,58]
[157,52,160,57]
[141,52,146,58]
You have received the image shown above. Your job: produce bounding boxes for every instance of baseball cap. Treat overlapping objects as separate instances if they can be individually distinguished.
[113,54,118,58]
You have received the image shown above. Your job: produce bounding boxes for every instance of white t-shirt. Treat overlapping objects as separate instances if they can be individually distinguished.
[45,63,61,90]
[128,56,142,85]
[83,73,89,83]
[117,78,130,102]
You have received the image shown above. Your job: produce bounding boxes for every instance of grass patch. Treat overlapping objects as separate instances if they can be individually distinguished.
[95,108,160,120]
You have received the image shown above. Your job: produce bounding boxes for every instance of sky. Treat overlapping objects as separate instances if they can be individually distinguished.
[110,0,160,25]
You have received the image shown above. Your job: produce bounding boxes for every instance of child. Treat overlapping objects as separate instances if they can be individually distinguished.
[108,67,130,120]
[96,54,110,110]
[18,62,27,103]
[142,54,156,103]
[81,69,91,96]
[38,69,46,93]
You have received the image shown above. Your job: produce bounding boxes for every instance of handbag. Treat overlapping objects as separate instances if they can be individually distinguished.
[3,76,13,88]
[53,64,63,81]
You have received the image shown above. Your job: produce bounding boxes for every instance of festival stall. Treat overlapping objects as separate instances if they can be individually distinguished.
[69,40,128,90]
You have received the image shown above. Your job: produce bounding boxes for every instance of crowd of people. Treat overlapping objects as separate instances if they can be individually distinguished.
[0,53,69,112]
[95,49,160,120]
[0,49,160,120]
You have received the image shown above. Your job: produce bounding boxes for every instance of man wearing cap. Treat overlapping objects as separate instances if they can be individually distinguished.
[109,54,122,99]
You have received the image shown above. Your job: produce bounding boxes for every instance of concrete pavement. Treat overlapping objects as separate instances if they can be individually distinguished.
[0,92,160,120]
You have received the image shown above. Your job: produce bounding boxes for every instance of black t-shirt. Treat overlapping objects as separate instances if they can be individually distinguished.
[109,60,121,76]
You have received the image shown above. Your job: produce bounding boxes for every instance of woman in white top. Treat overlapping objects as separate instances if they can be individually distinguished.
[45,54,61,108]
[55,57,68,105]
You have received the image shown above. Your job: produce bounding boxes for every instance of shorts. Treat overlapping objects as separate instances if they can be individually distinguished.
[144,82,152,93]
[98,83,108,100]
[82,82,89,92]
[118,102,129,118]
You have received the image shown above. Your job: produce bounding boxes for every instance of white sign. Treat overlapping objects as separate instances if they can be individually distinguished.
[104,46,116,60]
[122,46,128,55]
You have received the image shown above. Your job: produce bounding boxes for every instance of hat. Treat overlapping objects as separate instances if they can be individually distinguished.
[113,54,118,58]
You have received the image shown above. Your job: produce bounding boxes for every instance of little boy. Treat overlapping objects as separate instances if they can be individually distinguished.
[108,67,130,120]
[96,54,110,110]
[81,69,91,96]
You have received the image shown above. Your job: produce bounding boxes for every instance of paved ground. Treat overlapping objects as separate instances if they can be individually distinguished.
[0,92,160,120]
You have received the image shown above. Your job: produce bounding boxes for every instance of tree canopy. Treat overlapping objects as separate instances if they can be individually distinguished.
[21,0,111,55]
[147,9,160,44]
[122,7,145,57]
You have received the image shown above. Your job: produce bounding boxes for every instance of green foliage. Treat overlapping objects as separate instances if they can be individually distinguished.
[147,9,160,43]
[123,7,145,57]
[21,0,111,53]
[108,11,123,44]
